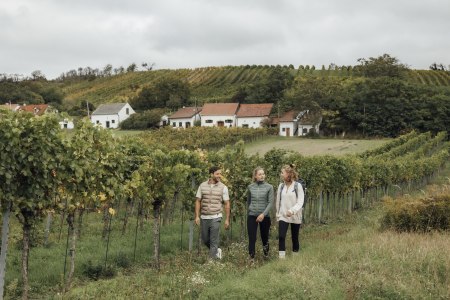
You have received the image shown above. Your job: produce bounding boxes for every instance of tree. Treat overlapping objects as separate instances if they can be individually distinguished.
[141,62,155,71]
[127,63,137,73]
[130,76,190,110]
[353,53,409,78]
[120,108,167,129]
[30,70,46,81]
[103,64,113,77]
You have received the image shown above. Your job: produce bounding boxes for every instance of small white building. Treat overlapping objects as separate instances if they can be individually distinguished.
[278,110,322,137]
[278,111,297,137]
[169,107,202,128]
[297,110,322,136]
[200,103,239,127]
[59,118,75,129]
[90,103,135,129]
[236,103,273,128]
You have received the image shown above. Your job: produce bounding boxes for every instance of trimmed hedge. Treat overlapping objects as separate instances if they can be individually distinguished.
[381,191,450,232]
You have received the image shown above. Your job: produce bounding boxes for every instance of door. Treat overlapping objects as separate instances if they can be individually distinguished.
[106,121,110,128]
[217,121,224,127]
[286,127,290,137]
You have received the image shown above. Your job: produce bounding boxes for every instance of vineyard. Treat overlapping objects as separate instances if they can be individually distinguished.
[0,111,449,298]
[57,66,450,107]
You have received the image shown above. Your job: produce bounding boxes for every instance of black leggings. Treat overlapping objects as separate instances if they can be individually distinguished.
[247,215,271,258]
[278,221,301,252]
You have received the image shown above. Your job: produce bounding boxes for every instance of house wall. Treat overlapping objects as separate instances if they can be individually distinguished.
[170,117,196,128]
[91,104,135,129]
[237,116,265,128]
[298,125,313,136]
[118,103,135,123]
[91,114,120,128]
[297,124,320,136]
[59,120,74,129]
[201,115,236,127]
[279,121,296,137]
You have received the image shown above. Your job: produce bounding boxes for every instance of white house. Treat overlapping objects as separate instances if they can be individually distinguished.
[59,118,75,129]
[278,111,297,137]
[169,107,202,128]
[90,103,135,129]
[200,103,239,127]
[297,110,322,136]
[278,110,322,137]
[236,103,273,128]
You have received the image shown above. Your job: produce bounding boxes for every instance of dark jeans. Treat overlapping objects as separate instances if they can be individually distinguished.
[278,221,301,252]
[247,215,271,258]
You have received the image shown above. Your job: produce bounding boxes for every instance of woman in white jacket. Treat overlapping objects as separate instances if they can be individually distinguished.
[276,164,304,258]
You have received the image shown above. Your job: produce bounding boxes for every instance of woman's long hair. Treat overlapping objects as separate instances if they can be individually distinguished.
[281,164,298,183]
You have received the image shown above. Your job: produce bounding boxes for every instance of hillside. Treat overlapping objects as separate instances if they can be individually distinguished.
[57,66,450,107]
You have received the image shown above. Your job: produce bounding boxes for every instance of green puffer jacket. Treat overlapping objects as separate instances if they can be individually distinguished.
[247,181,274,216]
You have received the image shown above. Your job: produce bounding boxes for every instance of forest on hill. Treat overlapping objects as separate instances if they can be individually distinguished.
[1,54,449,137]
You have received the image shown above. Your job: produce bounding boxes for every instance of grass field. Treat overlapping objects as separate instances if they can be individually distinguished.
[244,136,390,156]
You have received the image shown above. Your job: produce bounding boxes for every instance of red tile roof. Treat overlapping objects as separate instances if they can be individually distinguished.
[169,107,201,119]
[236,103,273,117]
[18,104,49,116]
[201,103,239,116]
[279,110,297,122]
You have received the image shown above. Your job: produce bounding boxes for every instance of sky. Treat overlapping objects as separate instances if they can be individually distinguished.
[1,0,449,79]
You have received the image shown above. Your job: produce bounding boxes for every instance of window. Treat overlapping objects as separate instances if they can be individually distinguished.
[225,119,233,123]
[303,128,308,134]
[242,124,249,128]
[282,128,286,132]
[112,120,115,124]
[96,120,100,124]
[185,122,191,128]
[126,108,130,115]
[205,120,213,123]
[172,122,176,127]
[179,122,182,127]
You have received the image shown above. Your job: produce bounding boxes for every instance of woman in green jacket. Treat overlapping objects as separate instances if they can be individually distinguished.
[246,167,274,261]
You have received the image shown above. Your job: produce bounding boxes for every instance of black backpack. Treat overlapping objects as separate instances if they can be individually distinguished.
[279,179,307,208]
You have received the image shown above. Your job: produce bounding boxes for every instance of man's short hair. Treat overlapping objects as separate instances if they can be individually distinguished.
[209,166,220,174]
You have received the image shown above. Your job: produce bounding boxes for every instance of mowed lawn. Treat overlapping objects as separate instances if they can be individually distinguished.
[245,136,390,156]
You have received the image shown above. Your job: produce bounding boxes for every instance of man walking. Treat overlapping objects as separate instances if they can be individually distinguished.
[195,166,230,260]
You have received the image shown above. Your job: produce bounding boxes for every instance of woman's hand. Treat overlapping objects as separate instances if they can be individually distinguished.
[256,213,265,222]
[285,210,292,217]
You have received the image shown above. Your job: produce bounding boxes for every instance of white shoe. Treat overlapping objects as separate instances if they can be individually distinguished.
[216,248,222,259]
[279,251,286,259]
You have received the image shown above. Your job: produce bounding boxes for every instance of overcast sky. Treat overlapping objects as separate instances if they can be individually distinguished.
[1,0,449,79]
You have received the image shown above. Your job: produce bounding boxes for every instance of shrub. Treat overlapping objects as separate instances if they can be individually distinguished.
[381,191,450,232]
[114,252,131,269]
[81,261,117,280]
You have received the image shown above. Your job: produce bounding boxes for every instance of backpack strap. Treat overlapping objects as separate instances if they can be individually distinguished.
[279,183,285,207]
[293,181,298,198]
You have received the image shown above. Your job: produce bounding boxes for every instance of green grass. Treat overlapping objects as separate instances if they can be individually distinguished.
[244,136,390,156]
[59,199,450,299]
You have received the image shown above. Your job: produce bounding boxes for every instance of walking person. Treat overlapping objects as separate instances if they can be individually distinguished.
[195,166,230,260]
[246,167,274,262]
[276,164,304,258]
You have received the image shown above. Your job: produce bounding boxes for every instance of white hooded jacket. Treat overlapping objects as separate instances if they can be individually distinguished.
[275,182,304,224]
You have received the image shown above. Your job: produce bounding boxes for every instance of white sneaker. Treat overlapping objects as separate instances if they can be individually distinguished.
[279,251,286,259]
[216,248,222,259]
